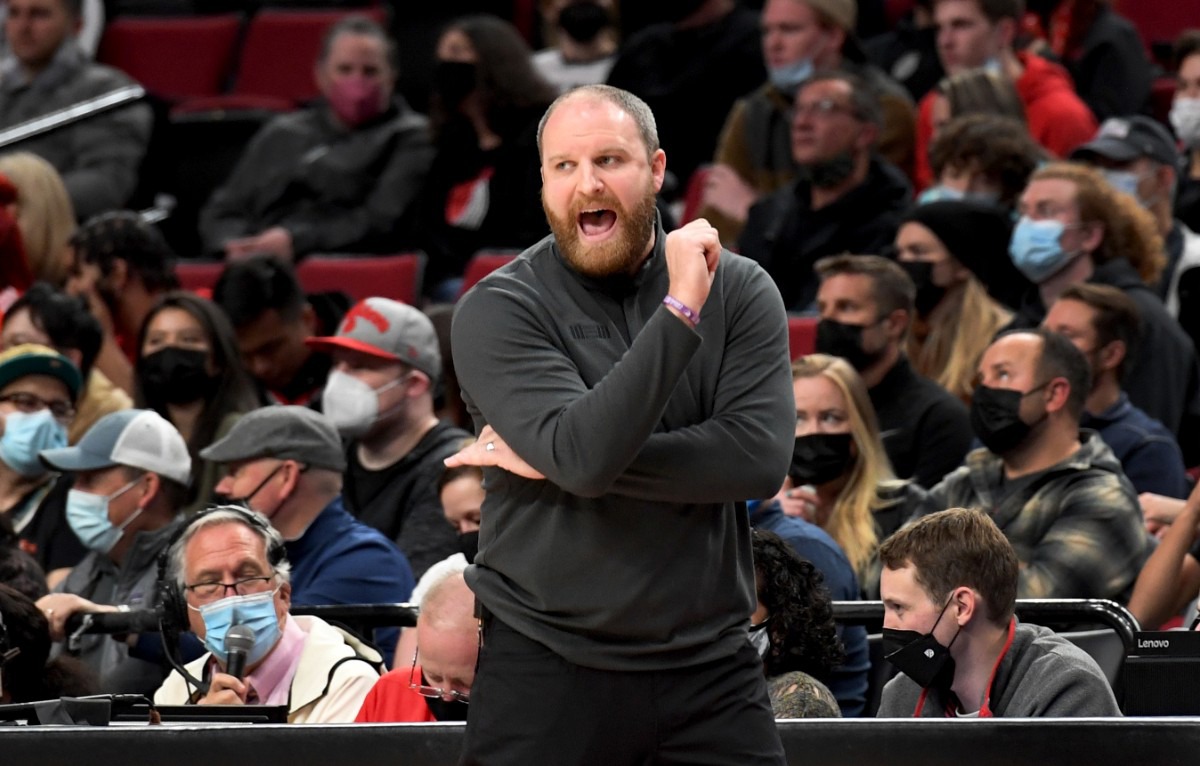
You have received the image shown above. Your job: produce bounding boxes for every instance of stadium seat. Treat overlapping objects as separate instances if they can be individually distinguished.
[296,252,425,305]
[98,14,243,102]
[1116,0,1200,51]
[680,165,711,225]
[174,260,225,295]
[230,7,388,106]
[457,250,520,299]
[788,315,818,360]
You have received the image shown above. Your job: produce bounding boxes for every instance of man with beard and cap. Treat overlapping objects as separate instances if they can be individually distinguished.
[738,71,911,312]
[447,84,794,765]
[811,253,972,488]
[1043,283,1188,499]
[924,328,1147,602]
[876,508,1119,718]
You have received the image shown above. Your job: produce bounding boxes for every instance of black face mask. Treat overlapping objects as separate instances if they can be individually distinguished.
[882,598,960,689]
[432,60,477,110]
[458,530,479,564]
[815,318,884,371]
[558,1,610,43]
[900,260,947,318]
[969,382,1048,455]
[789,433,855,486]
[137,347,217,406]
[424,693,470,722]
[807,151,857,189]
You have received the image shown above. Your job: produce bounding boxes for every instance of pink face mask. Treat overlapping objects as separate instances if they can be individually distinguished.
[327,77,385,128]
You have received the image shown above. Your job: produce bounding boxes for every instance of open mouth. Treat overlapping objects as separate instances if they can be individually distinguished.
[578,208,617,240]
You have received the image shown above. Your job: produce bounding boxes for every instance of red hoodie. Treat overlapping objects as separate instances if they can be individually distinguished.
[914,52,1097,190]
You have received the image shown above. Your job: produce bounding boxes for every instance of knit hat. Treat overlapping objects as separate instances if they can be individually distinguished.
[901,200,1032,309]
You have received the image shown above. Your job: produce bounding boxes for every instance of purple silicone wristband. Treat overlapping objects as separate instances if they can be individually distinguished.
[662,295,699,327]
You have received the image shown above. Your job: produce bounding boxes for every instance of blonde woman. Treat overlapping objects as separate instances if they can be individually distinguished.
[0,153,76,287]
[896,200,1015,403]
[770,354,932,597]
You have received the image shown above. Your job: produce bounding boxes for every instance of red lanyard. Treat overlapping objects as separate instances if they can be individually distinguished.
[912,617,1016,718]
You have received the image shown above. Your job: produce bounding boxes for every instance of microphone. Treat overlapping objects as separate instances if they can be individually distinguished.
[64,608,162,636]
[224,624,256,681]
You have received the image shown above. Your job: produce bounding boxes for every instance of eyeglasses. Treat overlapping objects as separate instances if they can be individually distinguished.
[0,391,75,422]
[185,575,275,601]
[408,650,470,703]
[792,98,857,120]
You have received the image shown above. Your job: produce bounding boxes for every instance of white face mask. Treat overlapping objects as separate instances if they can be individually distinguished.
[1171,97,1200,149]
[320,370,403,438]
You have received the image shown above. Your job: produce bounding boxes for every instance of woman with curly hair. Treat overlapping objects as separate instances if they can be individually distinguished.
[751,529,844,718]
[769,355,932,598]
[419,14,558,300]
[1013,161,1195,436]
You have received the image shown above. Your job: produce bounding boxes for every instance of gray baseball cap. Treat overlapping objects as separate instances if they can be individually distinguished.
[40,409,192,485]
[199,405,347,473]
[305,297,441,380]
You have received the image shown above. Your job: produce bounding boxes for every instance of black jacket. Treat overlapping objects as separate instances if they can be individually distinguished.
[869,357,973,489]
[343,420,470,578]
[1064,6,1152,121]
[200,97,434,257]
[1090,258,1200,452]
[739,155,912,311]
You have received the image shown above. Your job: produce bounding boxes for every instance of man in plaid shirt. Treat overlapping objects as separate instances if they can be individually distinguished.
[926,328,1149,602]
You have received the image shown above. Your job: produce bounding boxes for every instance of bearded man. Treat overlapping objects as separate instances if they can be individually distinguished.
[447,84,796,765]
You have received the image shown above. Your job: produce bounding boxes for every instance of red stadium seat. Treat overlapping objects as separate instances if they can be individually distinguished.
[457,250,520,299]
[787,315,818,360]
[1115,0,1200,50]
[296,253,425,305]
[174,260,226,295]
[98,14,243,102]
[232,7,389,106]
[680,165,711,225]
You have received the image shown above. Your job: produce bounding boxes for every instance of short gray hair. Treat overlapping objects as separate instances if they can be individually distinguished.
[168,506,291,591]
[537,84,660,159]
[801,70,884,129]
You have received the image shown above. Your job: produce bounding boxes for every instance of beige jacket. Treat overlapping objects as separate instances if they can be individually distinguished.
[154,615,382,723]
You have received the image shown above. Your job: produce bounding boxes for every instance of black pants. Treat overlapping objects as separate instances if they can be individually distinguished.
[459,617,785,766]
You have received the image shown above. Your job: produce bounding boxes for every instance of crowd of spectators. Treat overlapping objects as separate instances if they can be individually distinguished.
[0,0,1198,730]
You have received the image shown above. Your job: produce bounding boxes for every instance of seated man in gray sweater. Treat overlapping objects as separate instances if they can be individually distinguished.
[876,508,1120,718]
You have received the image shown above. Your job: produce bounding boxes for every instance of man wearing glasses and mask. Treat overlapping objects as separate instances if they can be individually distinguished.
[0,345,86,580]
[356,570,474,722]
[877,508,1119,718]
[154,507,381,722]
[738,71,911,312]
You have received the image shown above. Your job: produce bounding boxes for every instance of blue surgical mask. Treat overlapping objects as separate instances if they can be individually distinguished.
[916,185,965,205]
[65,479,142,554]
[769,58,813,94]
[1101,169,1141,199]
[2,409,67,477]
[193,590,282,668]
[1009,216,1077,283]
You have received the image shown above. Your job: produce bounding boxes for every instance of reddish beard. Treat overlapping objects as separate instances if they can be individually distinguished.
[543,184,658,278]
